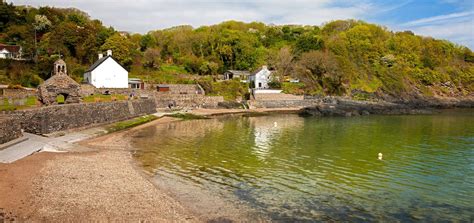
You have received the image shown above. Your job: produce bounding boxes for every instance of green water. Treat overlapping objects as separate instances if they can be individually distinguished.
[131,110,474,222]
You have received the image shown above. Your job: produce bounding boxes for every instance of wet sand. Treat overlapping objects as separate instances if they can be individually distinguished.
[0,108,296,222]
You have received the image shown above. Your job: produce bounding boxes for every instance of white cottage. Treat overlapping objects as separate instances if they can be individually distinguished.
[249,66,273,89]
[0,43,22,59]
[84,50,128,88]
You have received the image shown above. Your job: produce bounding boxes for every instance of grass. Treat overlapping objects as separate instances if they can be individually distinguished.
[160,65,188,73]
[166,113,209,120]
[0,96,38,111]
[282,82,305,95]
[82,94,128,103]
[199,78,249,101]
[106,115,158,133]
[56,95,65,104]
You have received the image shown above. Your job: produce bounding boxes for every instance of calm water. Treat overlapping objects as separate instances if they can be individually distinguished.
[131,110,474,222]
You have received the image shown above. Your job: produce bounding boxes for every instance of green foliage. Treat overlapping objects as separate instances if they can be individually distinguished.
[282,82,305,95]
[106,115,158,133]
[198,78,248,101]
[82,94,128,103]
[0,96,38,111]
[100,33,135,69]
[166,113,209,120]
[1,1,473,99]
[268,80,282,89]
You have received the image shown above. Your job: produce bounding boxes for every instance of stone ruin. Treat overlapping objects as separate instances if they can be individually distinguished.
[37,59,82,105]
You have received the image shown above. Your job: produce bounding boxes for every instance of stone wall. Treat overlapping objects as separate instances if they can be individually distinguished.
[147,84,204,95]
[253,93,304,101]
[8,99,156,134]
[249,99,320,108]
[154,93,224,108]
[0,88,36,99]
[0,116,22,144]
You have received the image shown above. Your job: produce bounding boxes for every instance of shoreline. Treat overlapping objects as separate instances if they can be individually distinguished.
[0,108,297,222]
[0,106,472,221]
[0,116,197,222]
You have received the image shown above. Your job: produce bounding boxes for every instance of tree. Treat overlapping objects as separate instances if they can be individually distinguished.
[143,48,162,69]
[294,33,324,54]
[296,51,345,95]
[101,33,134,69]
[269,46,295,79]
[33,15,52,60]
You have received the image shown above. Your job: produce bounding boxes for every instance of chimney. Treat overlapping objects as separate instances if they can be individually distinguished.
[107,49,112,56]
[262,65,268,70]
[98,53,103,59]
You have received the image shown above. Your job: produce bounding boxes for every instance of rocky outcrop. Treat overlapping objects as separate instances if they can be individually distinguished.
[299,96,474,117]
[300,100,431,117]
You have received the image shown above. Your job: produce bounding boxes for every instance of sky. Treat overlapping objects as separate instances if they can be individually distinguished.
[9,0,474,49]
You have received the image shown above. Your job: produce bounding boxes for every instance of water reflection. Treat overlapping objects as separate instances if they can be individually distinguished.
[132,111,474,222]
[249,116,304,160]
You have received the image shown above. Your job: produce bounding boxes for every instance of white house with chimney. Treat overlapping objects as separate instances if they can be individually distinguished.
[249,66,274,89]
[83,50,128,88]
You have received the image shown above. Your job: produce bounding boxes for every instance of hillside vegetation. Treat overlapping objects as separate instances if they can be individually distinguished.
[1,2,473,100]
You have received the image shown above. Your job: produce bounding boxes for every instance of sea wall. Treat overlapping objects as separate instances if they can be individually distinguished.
[249,99,320,108]
[7,99,156,134]
[0,116,22,144]
[154,93,224,108]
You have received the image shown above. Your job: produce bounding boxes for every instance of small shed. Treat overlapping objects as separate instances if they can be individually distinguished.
[223,70,251,82]
[157,84,170,92]
[128,78,144,89]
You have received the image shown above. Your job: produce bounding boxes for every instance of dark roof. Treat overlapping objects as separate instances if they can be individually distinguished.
[225,70,251,76]
[85,55,127,73]
[251,66,273,76]
[251,68,263,76]
[0,43,21,53]
[85,55,110,72]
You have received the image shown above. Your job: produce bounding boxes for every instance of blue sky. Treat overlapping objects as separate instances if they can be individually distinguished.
[10,0,474,49]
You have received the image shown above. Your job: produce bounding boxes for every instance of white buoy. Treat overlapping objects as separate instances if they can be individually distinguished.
[274,122,278,127]
[378,152,383,160]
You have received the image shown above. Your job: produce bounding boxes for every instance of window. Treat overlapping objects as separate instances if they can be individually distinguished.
[258,82,262,88]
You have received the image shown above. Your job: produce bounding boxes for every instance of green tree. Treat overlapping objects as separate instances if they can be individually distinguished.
[101,33,134,69]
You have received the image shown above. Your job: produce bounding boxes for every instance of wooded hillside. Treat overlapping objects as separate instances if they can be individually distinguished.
[1,2,473,99]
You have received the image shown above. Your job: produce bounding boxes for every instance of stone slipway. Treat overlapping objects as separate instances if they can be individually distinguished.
[0,127,106,163]
[0,133,48,163]
[0,112,167,163]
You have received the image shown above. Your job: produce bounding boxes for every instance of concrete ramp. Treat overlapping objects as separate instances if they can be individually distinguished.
[0,133,48,163]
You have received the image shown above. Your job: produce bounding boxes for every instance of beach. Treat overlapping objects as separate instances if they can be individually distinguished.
[0,109,297,222]
[0,116,197,222]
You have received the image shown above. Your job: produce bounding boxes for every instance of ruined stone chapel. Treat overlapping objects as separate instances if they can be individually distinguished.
[37,58,81,105]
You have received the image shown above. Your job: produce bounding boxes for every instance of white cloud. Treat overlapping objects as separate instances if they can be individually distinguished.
[9,0,373,32]
[8,0,474,48]
[402,11,473,26]
[396,11,474,49]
